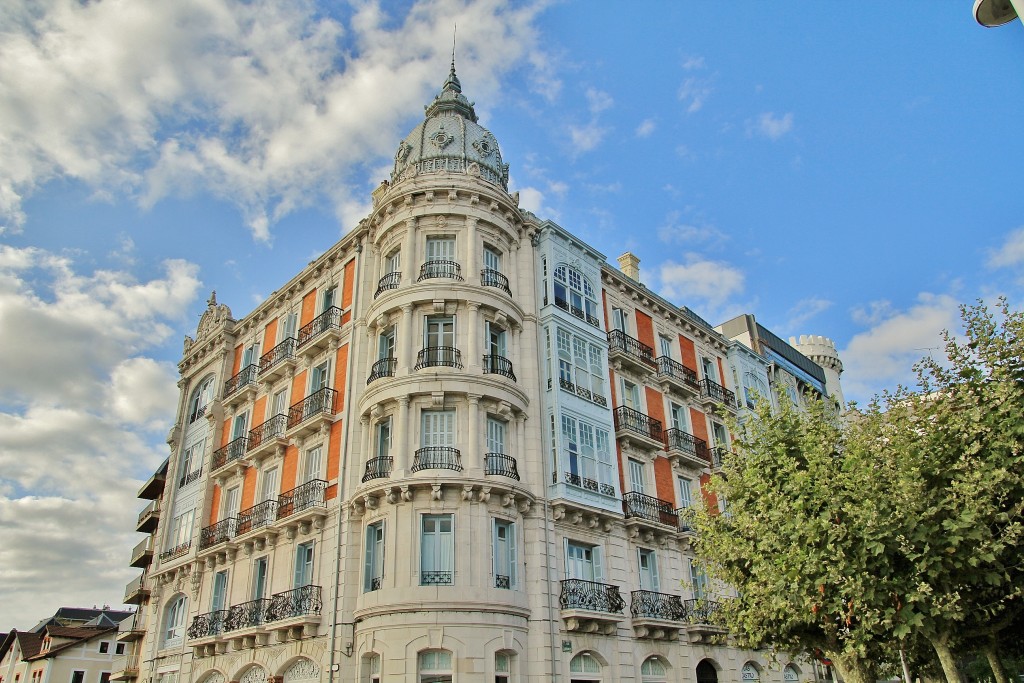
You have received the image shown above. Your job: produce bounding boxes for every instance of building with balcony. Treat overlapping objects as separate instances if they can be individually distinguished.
[125,62,840,683]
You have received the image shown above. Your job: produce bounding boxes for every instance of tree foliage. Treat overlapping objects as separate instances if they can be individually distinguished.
[694,300,1024,683]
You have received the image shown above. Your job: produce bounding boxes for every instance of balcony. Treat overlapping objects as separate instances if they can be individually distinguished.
[553,296,601,328]
[684,599,726,642]
[124,574,149,605]
[287,387,336,437]
[236,500,278,538]
[612,406,665,451]
[559,579,625,634]
[418,260,462,282]
[137,469,165,500]
[420,570,453,586]
[159,540,192,563]
[655,356,701,396]
[187,609,227,641]
[258,337,297,382]
[110,654,139,681]
[264,585,323,632]
[480,268,511,295]
[276,479,327,531]
[247,414,288,459]
[362,456,392,482]
[178,466,204,489]
[563,471,616,497]
[116,627,145,643]
[296,306,343,357]
[607,330,656,374]
[411,446,463,473]
[415,346,463,370]
[631,590,686,640]
[199,517,238,551]
[665,428,711,470]
[701,378,737,411]
[622,491,678,529]
[374,271,401,298]
[129,538,153,568]
[366,357,396,384]
[482,355,516,381]
[211,437,248,476]
[225,597,271,632]
[190,586,323,648]
[223,364,258,407]
[484,453,520,480]
[557,377,608,407]
[136,501,160,533]
[711,446,729,470]
[677,507,697,547]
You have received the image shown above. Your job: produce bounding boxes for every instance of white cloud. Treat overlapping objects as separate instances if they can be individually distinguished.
[0,0,548,240]
[678,77,713,113]
[840,292,961,403]
[988,226,1024,268]
[515,186,554,219]
[784,297,833,332]
[635,118,656,138]
[750,111,794,140]
[682,56,706,71]
[657,211,726,247]
[585,87,613,114]
[568,122,608,154]
[656,255,745,311]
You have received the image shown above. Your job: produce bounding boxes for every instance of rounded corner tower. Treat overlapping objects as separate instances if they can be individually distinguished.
[790,334,846,409]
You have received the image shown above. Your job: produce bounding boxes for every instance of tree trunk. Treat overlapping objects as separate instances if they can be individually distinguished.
[832,654,874,683]
[984,642,1009,683]
[930,638,963,683]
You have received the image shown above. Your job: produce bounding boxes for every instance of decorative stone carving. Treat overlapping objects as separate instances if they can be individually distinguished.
[431,484,443,501]
[478,487,491,503]
[282,658,320,683]
[198,672,225,683]
[429,126,454,150]
[434,214,447,228]
[462,485,474,501]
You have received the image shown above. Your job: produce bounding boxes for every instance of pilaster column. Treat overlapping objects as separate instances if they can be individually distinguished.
[360,415,372,482]
[468,394,482,467]
[402,218,417,287]
[511,239,522,301]
[400,304,415,373]
[395,396,411,475]
[466,217,478,281]
[467,302,481,370]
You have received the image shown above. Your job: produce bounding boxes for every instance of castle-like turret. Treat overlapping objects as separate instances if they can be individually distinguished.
[790,334,845,408]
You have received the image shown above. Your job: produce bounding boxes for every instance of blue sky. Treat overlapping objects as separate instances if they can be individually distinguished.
[1,0,1023,627]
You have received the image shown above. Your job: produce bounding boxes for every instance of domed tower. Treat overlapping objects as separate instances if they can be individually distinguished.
[345,61,542,679]
[790,334,845,409]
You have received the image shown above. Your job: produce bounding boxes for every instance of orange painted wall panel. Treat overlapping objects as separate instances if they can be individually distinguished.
[689,407,710,445]
[678,335,698,372]
[333,344,349,412]
[262,318,278,352]
[325,484,338,501]
[240,466,257,510]
[700,472,719,512]
[291,370,307,405]
[341,259,355,310]
[635,310,655,349]
[221,417,232,448]
[282,444,298,494]
[654,456,675,504]
[341,310,351,326]
[327,420,342,483]
[300,290,317,327]
[253,395,267,423]
[644,386,666,427]
[232,344,243,375]
[717,357,727,386]
[208,485,221,526]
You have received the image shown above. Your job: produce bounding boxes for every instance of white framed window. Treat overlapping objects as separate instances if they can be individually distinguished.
[320,285,337,312]
[366,653,381,683]
[711,422,728,449]
[211,570,228,613]
[627,458,646,494]
[638,548,660,591]
[115,643,124,655]
[485,321,507,359]
[420,514,454,585]
[421,410,455,448]
[187,376,215,423]
[378,327,396,360]
[376,418,393,458]
[669,402,687,432]
[560,414,615,496]
[98,642,109,654]
[641,656,668,683]
[425,236,456,262]
[483,245,502,273]
[241,342,260,368]
[179,439,204,488]
[418,650,453,683]
[552,263,599,323]
[303,445,323,483]
[701,356,717,383]
[281,312,298,341]
[677,476,693,509]
[168,509,194,550]
[742,663,761,683]
[271,390,288,418]
[424,315,455,348]
[222,486,240,520]
[310,359,331,393]
[260,466,279,503]
[162,595,188,647]
[658,334,673,359]
[621,379,640,410]
[565,540,603,581]
[385,250,400,274]
[486,417,506,455]
[568,652,601,677]
[231,411,249,440]
[364,521,385,592]
[252,556,269,600]
[689,560,709,600]
[294,541,314,587]
[492,519,517,589]
[494,652,511,683]
[611,306,627,332]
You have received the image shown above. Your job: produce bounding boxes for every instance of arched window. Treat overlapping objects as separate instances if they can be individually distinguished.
[742,663,761,683]
[163,594,188,647]
[367,654,381,683]
[188,375,215,423]
[569,652,601,682]
[418,650,452,683]
[553,264,599,325]
[494,652,513,683]
[784,664,800,683]
[641,656,667,683]
[696,660,718,683]
[238,667,267,683]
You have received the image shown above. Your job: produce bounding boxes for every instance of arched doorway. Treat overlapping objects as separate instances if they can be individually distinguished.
[696,660,718,683]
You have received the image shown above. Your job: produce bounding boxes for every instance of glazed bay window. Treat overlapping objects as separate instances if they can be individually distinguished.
[553,264,600,326]
[560,415,615,496]
[420,514,454,585]
[178,438,204,488]
[163,595,188,647]
[187,376,214,423]
[364,521,385,591]
[492,519,517,589]
[554,327,605,404]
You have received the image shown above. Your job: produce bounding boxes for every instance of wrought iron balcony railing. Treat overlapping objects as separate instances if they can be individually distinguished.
[178,467,203,489]
[613,405,664,442]
[374,271,401,298]
[159,541,191,562]
[277,479,326,519]
[677,507,697,532]
[236,500,278,535]
[711,446,729,469]
[480,268,511,295]
[367,357,397,384]
[415,346,463,370]
[213,436,248,470]
[564,471,615,497]
[224,364,258,397]
[287,387,336,429]
[411,446,463,473]
[684,598,721,625]
[265,584,322,621]
[622,491,679,527]
[297,306,343,349]
[553,297,601,328]
[258,337,296,375]
[247,414,287,451]
[484,453,520,480]
[559,578,625,614]
[665,428,710,461]
[186,610,227,639]
[631,589,687,621]
[224,598,270,631]
[199,517,237,550]
[418,260,462,281]
[495,574,511,589]
[362,456,393,482]
[701,377,737,407]
[420,570,453,585]
[655,356,700,389]
[482,355,516,380]
[607,329,656,366]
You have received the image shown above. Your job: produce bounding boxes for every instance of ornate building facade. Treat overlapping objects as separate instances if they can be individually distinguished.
[121,64,842,683]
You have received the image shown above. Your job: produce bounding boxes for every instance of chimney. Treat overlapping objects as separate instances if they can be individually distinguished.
[617,252,640,281]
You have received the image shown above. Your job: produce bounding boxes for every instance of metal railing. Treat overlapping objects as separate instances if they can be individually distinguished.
[607,330,656,366]
[236,500,278,535]
[297,306,343,348]
[367,357,397,384]
[484,453,520,480]
[564,471,615,497]
[124,575,147,601]
[559,579,625,614]
[495,575,511,589]
[277,479,326,519]
[684,598,721,625]
[374,271,401,298]
[224,364,258,396]
[701,377,736,407]
[482,355,516,380]
[420,570,453,585]
[159,541,191,562]
[258,337,296,375]
[186,610,227,639]
[677,507,697,532]
[613,406,664,442]
[362,456,393,482]
[137,500,159,525]
[411,446,463,472]
[212,436,248,470]
[178,467,203,489]
[415,346,463,369]
[247,414,287,451]
[287,387,336,429]
[130,538,152,563]
[623,491,678,526]
[265,584,322,621]
[631,590,687,621]
[111,654,139,675]
[480,268,511,294]
[665,428,710,461]
[711,446,729,469]
[656,356,700,389]
[418,260,462,281]
[199,518,237,550]
[224,598,270,631]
